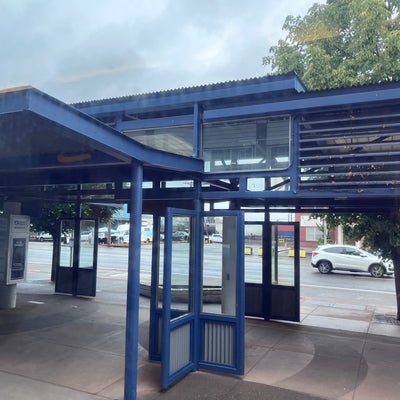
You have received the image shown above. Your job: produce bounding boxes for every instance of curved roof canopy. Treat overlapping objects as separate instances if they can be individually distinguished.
[0,86,202,193]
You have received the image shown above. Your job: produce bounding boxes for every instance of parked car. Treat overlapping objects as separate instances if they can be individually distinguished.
[209,233,223,243]
[311,244,394,278]
[172,231,189,241]
[30,231,53,242]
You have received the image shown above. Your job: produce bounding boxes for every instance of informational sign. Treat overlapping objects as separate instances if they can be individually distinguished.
[10,238,26,281]
[9,215,30,236]
[5,215,30,284]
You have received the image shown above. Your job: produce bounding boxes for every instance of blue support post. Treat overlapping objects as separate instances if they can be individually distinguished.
[192,103,202,158]
[124,162,143,400]
[291,115,300,194]
[193,180,202,368]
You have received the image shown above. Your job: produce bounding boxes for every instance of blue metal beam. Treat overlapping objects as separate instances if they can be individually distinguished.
[116,114,193,131]
[73,74,306,116]
[0,86,30,114]
[200,187,400,200]
[203,87,400,121]
[94,86,400,137]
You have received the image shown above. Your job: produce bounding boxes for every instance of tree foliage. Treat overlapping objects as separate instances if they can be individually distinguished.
[30,202,118,238]
[264,0,400,90]
[321,213,400,260]
[265,0,400,318]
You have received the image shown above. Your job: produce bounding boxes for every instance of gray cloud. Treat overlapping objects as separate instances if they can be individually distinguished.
[0,0,318,103]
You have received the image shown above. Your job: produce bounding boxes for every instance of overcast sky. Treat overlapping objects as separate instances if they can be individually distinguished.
[0,0,318,103]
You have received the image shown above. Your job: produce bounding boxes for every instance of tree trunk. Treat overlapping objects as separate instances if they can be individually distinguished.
[51,235,60,282]
[391,248,400,320]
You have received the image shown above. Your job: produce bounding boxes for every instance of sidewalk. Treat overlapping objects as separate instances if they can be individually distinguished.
[0,279,399,400]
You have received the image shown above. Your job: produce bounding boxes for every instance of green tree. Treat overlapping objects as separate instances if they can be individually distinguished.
[264,0,400,318]
[263,0,400,89]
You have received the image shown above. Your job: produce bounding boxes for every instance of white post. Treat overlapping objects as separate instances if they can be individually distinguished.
[337,225,344,245]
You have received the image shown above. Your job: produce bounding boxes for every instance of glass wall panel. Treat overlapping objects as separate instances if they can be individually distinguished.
[170,216,193,313]
[158,217,165,309]
[271,225,295,286]
[202,216,237,316]
[244,224,262,284]
[79,220,95,269]
[124,125,193,156]
[60,220,74,268]
[203,116,290,173]
[247,177,265,191]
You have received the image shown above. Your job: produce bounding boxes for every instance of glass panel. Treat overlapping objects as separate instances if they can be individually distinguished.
[124,125,193,156]
[247,177,265,191]
[59,220,74,267]
[271,225,294,286]
[79,220,95,269]
[270,176,291,191]
[170,216,192,315]
[158,216,165,309]
[202,216,237,316]
[203,116,290,173]
[162,180,194,188]
[140,234,152,284]
[245,224,262,283]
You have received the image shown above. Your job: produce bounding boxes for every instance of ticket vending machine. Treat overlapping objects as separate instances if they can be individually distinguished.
[0,214,30,308]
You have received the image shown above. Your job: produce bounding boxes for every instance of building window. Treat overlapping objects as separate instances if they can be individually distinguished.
[203,116,290,173]
[305,226,323,242]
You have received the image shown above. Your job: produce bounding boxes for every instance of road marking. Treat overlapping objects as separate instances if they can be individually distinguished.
[99,273,127,278]
[302,283,395,295]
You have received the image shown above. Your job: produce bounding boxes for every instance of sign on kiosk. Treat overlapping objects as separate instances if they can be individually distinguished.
[0,215,30,285]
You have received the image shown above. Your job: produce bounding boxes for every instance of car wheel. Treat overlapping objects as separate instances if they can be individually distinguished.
[317,260,332,274]
[369,264,385,278]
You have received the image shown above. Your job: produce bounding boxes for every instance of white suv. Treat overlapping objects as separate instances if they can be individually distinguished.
[311,244,394,278]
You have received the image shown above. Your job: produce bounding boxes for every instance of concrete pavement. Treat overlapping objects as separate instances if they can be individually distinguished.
[0,277,399,399]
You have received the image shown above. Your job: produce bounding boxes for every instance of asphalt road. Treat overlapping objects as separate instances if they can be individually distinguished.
[26,241,396,309]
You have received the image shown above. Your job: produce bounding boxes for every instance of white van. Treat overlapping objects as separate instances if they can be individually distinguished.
[115,224,153,244]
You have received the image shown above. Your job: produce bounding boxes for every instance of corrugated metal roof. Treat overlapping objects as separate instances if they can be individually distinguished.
[71,72,303,106]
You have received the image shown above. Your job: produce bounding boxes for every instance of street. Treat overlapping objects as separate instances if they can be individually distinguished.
[25,241,397,309]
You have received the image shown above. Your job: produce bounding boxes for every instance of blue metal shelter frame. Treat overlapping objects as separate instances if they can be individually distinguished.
[160,208,245,389]
[1,73,400,398]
